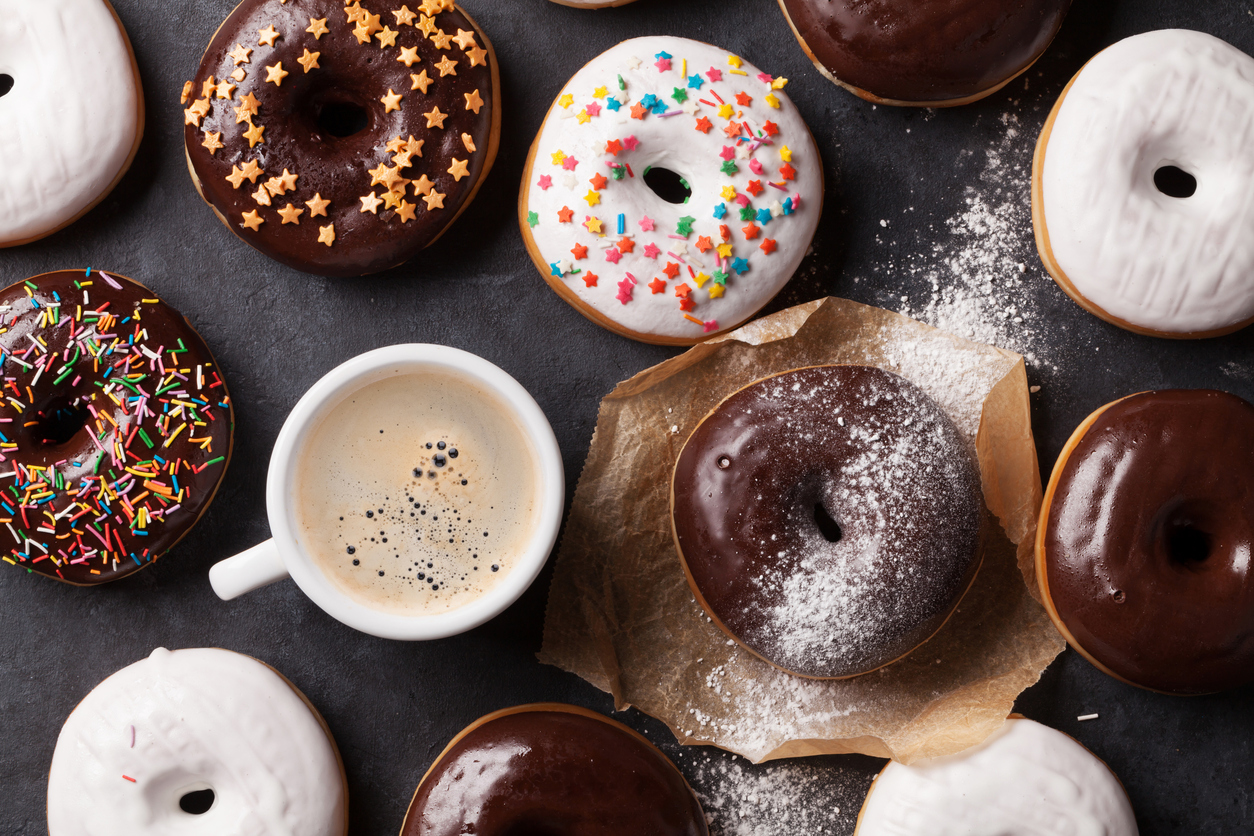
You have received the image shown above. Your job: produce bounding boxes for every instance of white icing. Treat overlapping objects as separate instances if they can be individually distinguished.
[1041,29,1254,333]
[0,0,141,246]
[857,719,1139,836]
[524,37,822,340]
[47,648,346,836]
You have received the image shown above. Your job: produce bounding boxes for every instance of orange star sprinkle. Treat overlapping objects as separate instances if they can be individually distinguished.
[393,6,417,26]
[424,106,447,129]
[225,167,248,189]
[244,122,266,147]
[201,132,224,154]
[396,200,417,222]
[630,102,647,120]
[571,243,588,260]
[429,29,452,50]
[215,81,236,99]
[398,46,421,67]
[411,70,432,94]
[452,29,477,50]
[318,224,336,246]
[411,174,434,196]
[466,45,487,68]
[381,89,403,113]
[695,236,714,253]
[257,25,280,47]
[605,139,623,156]
[265,63,288,86]
[307,17,329,39]
[695,116,713,133]
[240,210,264,231]
[447,158,469,181]
[416,14,436,37]
[278,203,303,224]
[461,133,476,153]
[234,92,261,122]
[464,88,483,114]
[741,223,760,240]
[359,192,384,214]
[423,190,446,210]
[252,184,272,206]
[240,160,264,183]
[305,194,331,217]
[228,44,252,65]
[557,206,574,223]
[589,173,608,191]
[435,55,457,77]
[297,50,320,73]
[376,26,399,48]
[760,238,777,254]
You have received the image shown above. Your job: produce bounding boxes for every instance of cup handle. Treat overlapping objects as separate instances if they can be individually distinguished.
[209,539,290,601]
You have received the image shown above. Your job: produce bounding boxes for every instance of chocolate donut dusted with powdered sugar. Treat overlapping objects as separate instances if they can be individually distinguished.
[183,0,500,277]
[670,365,984,679]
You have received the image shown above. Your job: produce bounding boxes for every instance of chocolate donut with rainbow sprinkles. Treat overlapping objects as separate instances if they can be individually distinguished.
[520,37,822,345]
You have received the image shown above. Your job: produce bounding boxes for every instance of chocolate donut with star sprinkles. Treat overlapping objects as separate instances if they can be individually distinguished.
[0,270,234,585]
[183,0,500,277]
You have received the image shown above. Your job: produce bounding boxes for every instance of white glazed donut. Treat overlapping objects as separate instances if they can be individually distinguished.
[855,718,1138,836]
[519,36,822,345]
[47,648,347,836]
[1033,29,1254,338]
[0,0,144,247]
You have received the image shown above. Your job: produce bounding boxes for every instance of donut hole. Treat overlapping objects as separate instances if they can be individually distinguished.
[178,788,215,815]
[316,100,370,139]
[813,502,843,543]
[31,399,89,447]
[0,75,13,98]
[1166,522,1211,565]
[1153,165,1197,199]
[643,166,692,204]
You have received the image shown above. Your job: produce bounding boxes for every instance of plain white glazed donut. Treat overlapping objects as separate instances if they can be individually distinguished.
[0,0,143,247]
[520,36,822,345]
[47,648,347,836]
[1034,29,1254,337]
[855,718,1138,836]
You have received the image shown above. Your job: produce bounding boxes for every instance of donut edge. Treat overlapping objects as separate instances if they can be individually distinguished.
[516,38,825,347]
[851,715,1136,835]
[668,364,987,681]
[16,269,235,587]
[546,0,641,8]
[183,2,502,278]
[774,0,1051,109]
[46,648,350,836]
[1032,391,1204,695]
[0,0,146,249]
[397,703,708,836]
[1032,52,1254,340]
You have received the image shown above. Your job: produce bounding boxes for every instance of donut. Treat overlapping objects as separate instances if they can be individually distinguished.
[0,270,234,585]
[776,0,1071,106]
[47,647,348,836]
[0,0,144,247]
[1032,30,1254,338]
[670,365,984,679]
[855,717,1138,835]
[1037,389,1254,695]
[183,0,500,277]
[518,36,822,345]
[401,703,707,836]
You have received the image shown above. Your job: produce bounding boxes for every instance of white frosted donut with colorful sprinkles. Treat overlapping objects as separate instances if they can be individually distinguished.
[519,37,822,345]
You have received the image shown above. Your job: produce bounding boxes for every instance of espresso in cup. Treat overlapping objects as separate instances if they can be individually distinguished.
[293,372,542,616]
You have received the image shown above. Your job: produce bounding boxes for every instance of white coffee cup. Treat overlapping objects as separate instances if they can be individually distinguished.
[208,344,564,640]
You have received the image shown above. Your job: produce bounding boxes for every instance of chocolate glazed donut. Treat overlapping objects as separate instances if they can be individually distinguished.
[671,366,984,679]
[777,0,1072,106]
[401,704,708,836]
[184,0,500,276]
[1038,390,1254,694]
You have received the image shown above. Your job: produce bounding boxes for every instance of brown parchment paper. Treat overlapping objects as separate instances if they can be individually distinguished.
[538,297,1064,764]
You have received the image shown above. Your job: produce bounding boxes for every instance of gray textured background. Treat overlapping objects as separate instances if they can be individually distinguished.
[2,0,1253,833]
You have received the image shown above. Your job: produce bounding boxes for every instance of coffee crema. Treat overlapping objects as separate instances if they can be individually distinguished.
[294,372,541,616]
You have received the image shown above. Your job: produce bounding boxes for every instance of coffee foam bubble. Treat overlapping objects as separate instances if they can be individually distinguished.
[294,372,541,616]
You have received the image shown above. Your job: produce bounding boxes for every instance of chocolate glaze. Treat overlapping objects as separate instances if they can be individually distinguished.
[781,0,1071,103]
[0,271,233,585]
[671,366,983,678]
[185,0,497,277]
[402,708,708,836]
[1044,390,1254,694]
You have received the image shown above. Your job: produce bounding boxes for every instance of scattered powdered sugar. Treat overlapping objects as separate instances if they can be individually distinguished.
[891,111,1058,373]
[679,747,875,836]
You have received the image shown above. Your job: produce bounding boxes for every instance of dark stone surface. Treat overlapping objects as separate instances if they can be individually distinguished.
[1,0,1251,833]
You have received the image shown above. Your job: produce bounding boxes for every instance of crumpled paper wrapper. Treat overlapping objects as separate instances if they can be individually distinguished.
[538,297,1064,764]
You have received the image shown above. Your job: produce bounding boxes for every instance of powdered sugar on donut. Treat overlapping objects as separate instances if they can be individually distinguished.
[524,37,822,341]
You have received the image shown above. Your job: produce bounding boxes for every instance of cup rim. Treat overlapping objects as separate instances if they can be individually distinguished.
[266,344,564,640]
